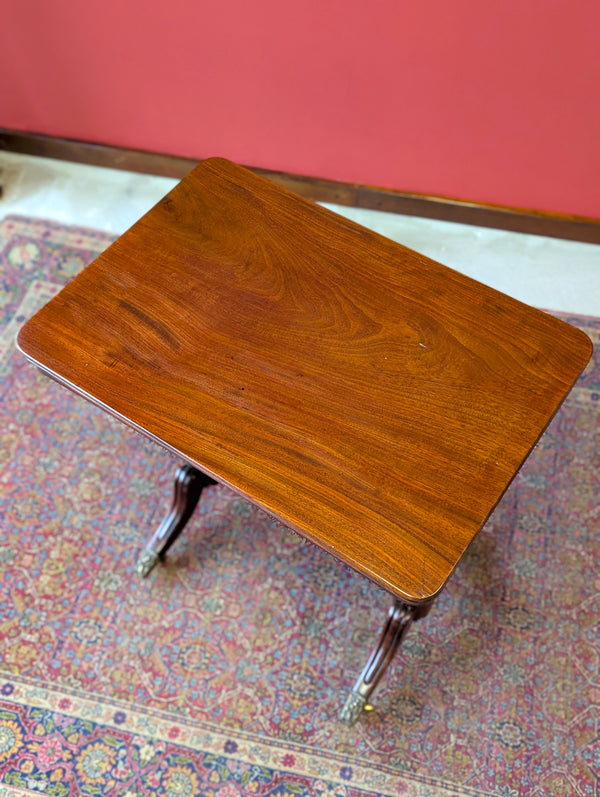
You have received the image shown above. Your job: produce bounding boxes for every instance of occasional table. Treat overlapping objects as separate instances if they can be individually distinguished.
[17,158,592,723]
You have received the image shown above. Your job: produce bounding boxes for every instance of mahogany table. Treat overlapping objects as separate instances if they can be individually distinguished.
[17,158,592,724]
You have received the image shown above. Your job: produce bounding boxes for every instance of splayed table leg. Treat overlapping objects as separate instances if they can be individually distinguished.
[137,464,217,577]
[341,599,431,725]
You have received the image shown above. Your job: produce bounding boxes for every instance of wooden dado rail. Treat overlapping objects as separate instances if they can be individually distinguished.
[1,129,599,244]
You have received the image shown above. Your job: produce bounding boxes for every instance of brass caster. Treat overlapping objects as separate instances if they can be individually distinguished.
[137,548,159,578]
[340,691,366,725]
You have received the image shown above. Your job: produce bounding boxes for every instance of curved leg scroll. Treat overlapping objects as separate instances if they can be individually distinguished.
[137,464,216,577]
[341,600,424,725]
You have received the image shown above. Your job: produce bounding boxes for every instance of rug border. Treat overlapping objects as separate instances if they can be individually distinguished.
[1,673,494,797]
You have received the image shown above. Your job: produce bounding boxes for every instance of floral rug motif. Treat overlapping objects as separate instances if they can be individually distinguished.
[0,215,599,797]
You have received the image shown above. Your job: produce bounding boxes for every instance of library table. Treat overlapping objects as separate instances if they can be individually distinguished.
[17,158,592,723]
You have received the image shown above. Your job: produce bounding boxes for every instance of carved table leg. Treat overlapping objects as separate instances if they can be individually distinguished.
[340,599,430,725]
[137,464,216,577]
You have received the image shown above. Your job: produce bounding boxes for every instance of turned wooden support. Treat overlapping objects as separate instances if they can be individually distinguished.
[137,464,216,577]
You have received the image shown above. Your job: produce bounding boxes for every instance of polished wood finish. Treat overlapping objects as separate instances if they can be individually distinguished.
[2,130,600,243]
[17,158,592,604]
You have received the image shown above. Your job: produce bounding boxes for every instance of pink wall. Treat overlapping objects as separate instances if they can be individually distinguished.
[3,0,599,217]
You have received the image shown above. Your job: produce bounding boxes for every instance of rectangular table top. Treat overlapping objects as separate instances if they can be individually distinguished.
[17,158,592,604]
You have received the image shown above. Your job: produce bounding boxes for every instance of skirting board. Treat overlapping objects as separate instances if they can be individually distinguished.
[1,129,599,244]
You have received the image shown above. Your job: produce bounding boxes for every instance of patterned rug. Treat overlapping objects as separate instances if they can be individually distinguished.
[0,215,598,797]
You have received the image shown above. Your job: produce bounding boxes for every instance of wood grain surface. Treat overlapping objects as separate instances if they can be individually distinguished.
[16,158,593,603]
